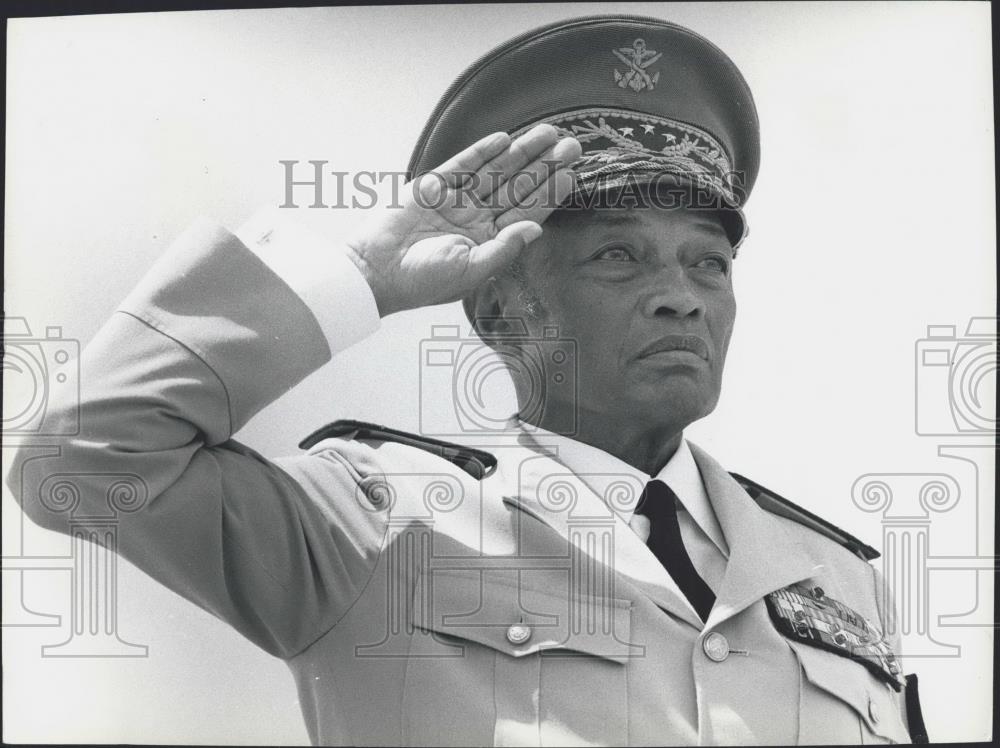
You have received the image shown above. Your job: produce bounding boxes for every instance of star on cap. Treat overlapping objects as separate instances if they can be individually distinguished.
[406,14,761,252]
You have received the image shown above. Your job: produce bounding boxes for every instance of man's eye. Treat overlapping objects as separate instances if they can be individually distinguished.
[595,245,637,262]
[695,255,730,274]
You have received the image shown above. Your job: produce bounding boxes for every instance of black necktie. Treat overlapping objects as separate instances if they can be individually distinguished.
[634,479,716,622]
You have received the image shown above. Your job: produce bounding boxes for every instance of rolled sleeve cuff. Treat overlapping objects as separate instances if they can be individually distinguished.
[235,207,381,355]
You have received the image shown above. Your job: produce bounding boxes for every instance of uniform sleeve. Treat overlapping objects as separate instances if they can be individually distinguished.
[5,219,388,659]
[234,206,380,354]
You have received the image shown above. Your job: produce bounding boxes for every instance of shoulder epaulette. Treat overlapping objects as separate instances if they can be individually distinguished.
[299,419,498,480]
[730,472,880,561]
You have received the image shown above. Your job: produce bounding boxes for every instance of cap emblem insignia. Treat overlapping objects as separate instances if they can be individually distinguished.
[612,38,662,92]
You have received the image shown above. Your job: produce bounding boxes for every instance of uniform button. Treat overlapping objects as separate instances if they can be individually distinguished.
[868,695,880,724]
[506,623,531,645]
[703,632,730,662]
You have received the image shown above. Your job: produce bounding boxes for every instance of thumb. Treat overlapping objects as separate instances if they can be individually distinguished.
[465,221,543,282]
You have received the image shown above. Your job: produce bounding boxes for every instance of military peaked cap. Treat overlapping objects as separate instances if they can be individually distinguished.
[407,14,760,249]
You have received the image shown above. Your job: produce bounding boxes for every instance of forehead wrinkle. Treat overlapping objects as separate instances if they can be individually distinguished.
[565,210,642,228]
[687,213,728,235]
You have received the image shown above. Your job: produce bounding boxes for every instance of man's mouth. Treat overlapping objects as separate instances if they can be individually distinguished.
[637,334,710,361]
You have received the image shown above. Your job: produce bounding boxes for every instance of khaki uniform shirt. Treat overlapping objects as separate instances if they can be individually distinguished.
[8,219,915,745]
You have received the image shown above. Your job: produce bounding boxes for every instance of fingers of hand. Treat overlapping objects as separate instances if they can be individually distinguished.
[495,167,577,231]
[428,130,512,189]
[465,221,542,281]
[490,136,582,214]
[469,124,568,200]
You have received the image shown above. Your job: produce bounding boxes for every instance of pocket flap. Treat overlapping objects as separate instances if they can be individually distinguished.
[411,567,635,663]
[793,642,909,741]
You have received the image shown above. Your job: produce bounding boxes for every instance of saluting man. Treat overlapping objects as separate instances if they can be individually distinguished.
[8,15,927,746]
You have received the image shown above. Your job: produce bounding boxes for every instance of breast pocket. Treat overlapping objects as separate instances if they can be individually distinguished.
[791,642,911,745]
[402,566,636,747]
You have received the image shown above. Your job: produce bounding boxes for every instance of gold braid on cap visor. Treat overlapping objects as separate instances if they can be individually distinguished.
[512,108,750,252]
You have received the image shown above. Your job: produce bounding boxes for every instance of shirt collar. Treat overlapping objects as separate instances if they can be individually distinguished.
[516,418,729,557]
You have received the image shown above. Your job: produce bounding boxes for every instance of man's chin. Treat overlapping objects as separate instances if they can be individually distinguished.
[620,384,717,427]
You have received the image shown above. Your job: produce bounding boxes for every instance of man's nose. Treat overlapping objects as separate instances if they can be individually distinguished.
[641,267,704,319]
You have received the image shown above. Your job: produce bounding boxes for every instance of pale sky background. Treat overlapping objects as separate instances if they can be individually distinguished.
[3,2,995,744]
